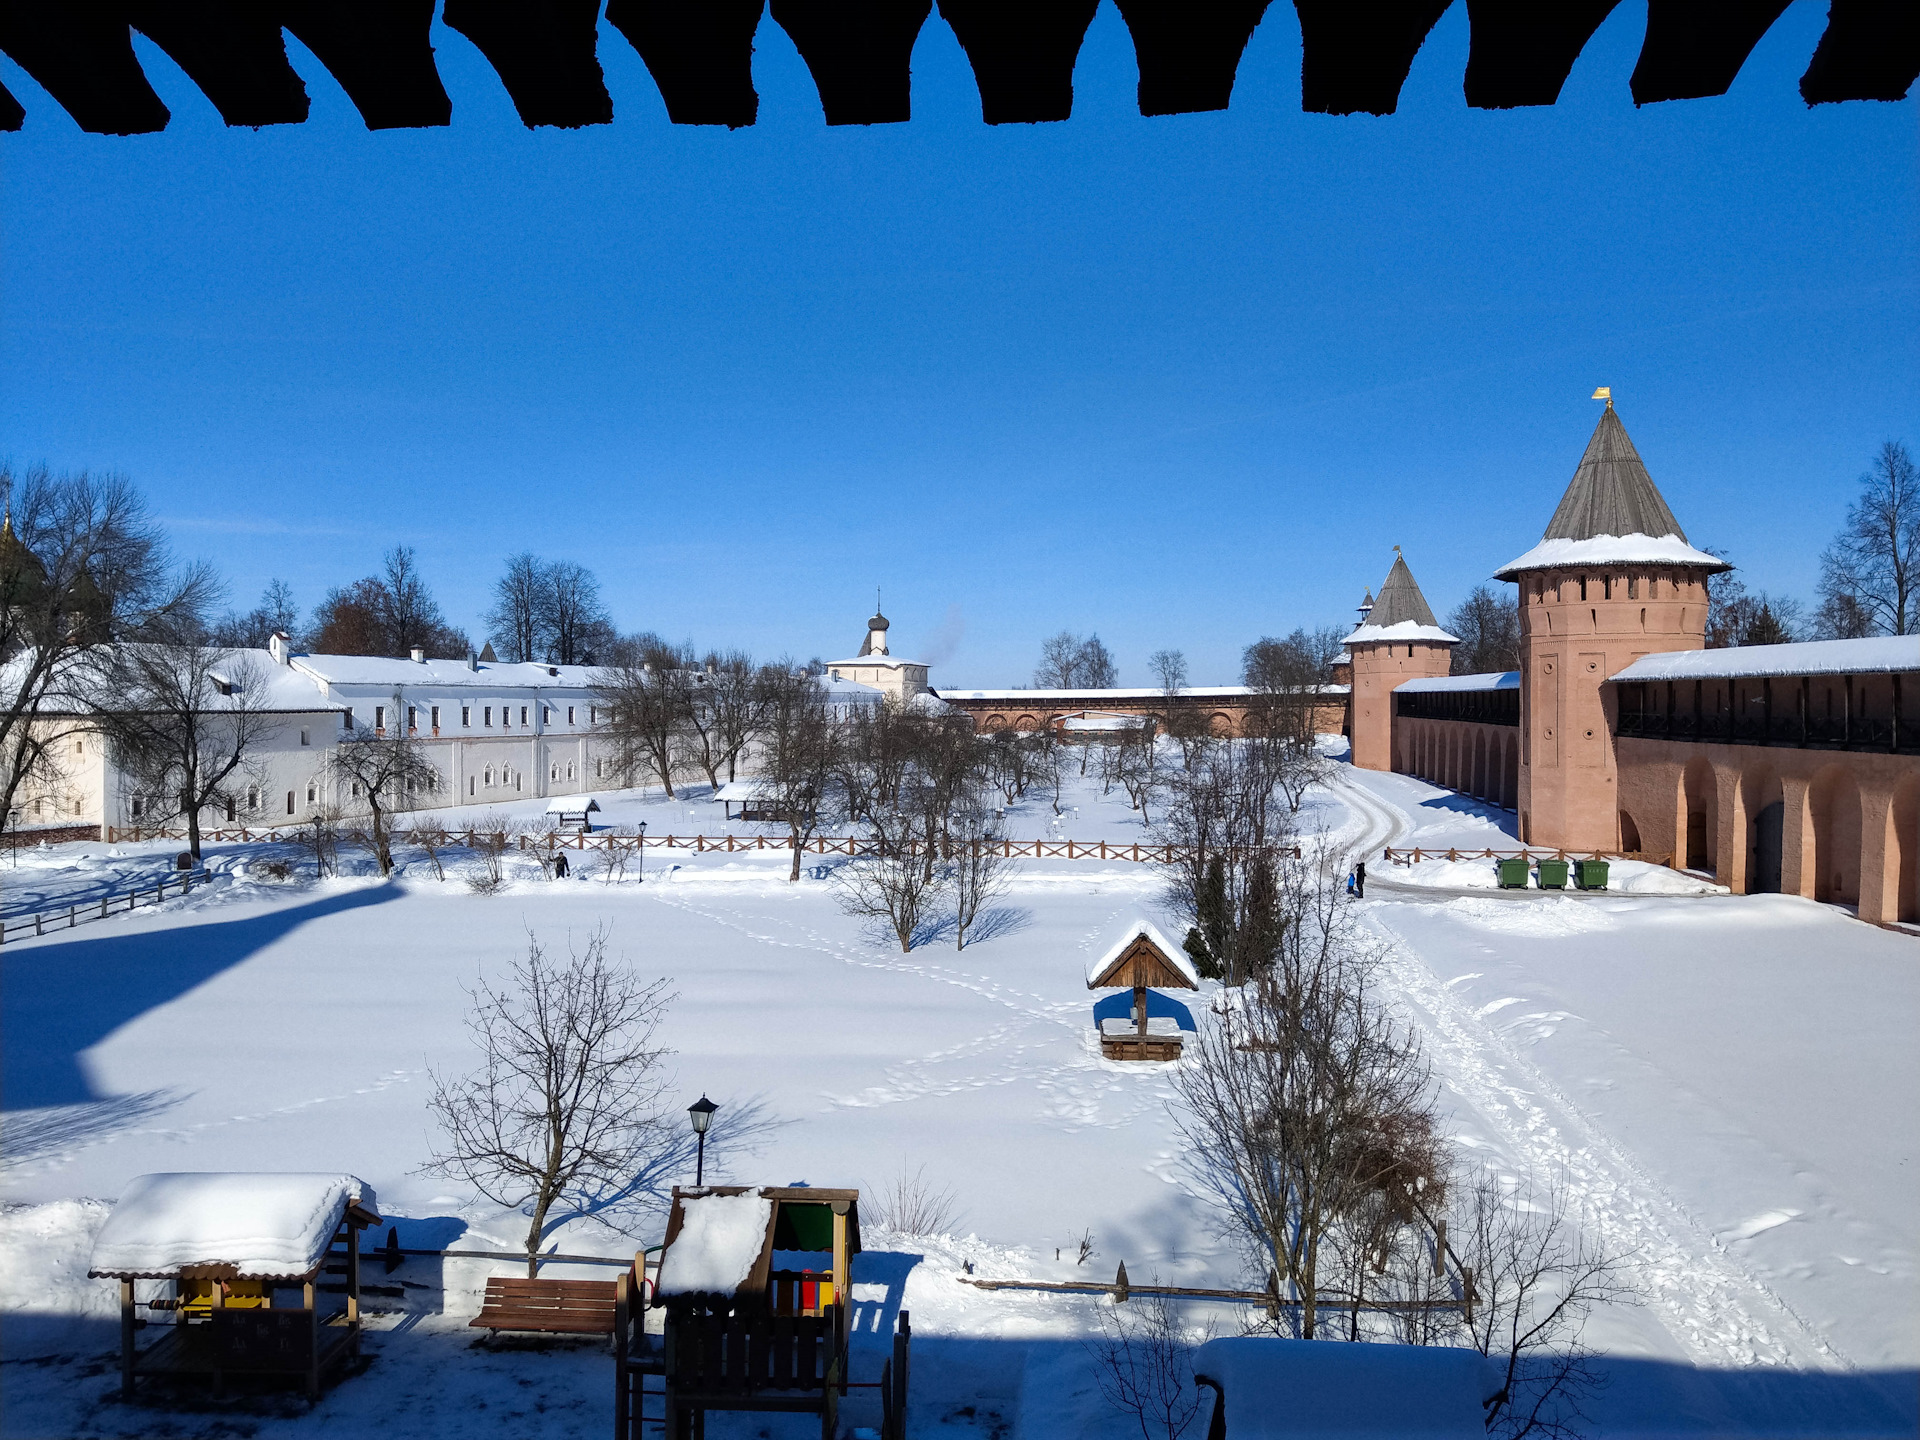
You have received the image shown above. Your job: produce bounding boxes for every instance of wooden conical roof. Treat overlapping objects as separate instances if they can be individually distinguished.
[1542,406,1687,543]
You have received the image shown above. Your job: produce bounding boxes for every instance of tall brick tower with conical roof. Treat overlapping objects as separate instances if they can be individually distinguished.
[1345,551,1456,772]
[1494,399,1729,849]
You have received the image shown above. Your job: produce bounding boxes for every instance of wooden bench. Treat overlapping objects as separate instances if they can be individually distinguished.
[470,1277,619,1338]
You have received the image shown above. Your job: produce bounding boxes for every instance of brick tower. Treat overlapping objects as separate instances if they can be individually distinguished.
[1346,551,1456,772]
[1494,400,1728,849]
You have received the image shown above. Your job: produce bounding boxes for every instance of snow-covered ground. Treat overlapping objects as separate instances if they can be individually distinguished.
[2,755,1914,1437]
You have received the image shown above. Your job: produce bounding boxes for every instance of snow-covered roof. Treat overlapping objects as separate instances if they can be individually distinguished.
[4,647,344,717]
[290,653,601,691]
[1059,710,1154,731]
[1493,532,1726,579]
[939,685,1256,702]
[827,655,926,670]
[1343,619,1460,646]
[714,780,775,801]
[1610,637,1919,683]
[544,795,601,813]
[817,674,887,705]
[88,1173,378,1280]
[1087,918,1199,988]
[1190,1336,1499,1438]
[656,1192,774,1297]
[1396,671,1520,694]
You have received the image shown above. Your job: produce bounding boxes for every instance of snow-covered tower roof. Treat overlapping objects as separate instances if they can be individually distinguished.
[1495,403,1729,579]
[1344,553,1458,646]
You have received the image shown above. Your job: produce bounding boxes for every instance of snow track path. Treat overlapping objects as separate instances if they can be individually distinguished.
[1328,766,1852,1371]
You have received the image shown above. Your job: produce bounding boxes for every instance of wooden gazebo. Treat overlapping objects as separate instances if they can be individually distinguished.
[1087,919,1199,1061]
[616,1185,909,1440]
[87,1172,380,1401]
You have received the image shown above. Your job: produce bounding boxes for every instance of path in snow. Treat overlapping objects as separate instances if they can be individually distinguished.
[1327,763,1853,1372]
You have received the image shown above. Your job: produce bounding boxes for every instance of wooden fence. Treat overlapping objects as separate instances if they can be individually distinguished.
[101,825,1302,867]
[1382,846,1675,869]
[1,869,206,945]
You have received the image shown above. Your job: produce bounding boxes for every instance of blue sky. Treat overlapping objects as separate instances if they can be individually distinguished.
[2,2,1913,685]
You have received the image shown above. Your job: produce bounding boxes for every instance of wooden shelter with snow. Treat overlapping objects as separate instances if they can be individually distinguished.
[616,1184,909,1440]
[1087,919,1200,1062]
[87,1172,380,1401]
[545,794,601,831]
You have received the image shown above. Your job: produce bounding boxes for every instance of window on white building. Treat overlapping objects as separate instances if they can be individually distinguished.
[300,728,310,746]
[246,786,259,811]
[543,706,552,726]
[286,791,295,815]
[469,775,476,796]
[375,705,387,731]
[567,706,575,725]
[566,762,575,780]
[407,706,418,731]
[306,783,317,804]
[431,705,441,730]
[462,706,471,727]
[225,799,237,821]
[73,738,83,755]
[484,707,493,727]
[589,706,598,725]
[485,766,495,786]
[130,796,145,819]
[520,706,529,726]
[550,763,559,781]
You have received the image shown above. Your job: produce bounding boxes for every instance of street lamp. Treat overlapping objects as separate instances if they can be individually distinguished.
[688,1095,718,1187]
[636,819,648,884]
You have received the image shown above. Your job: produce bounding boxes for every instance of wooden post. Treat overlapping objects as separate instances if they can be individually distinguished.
[831,1204,850,1323]
[1113,1262,1129,1302]
[304,1277,320,1399]
[1133,984,1147,1039]
[1433,1219,1447,1278]
[893,1310,911,1440]
[614,1272,631,1438]
[120,1278,136,1399]
[346,1222,361,1328]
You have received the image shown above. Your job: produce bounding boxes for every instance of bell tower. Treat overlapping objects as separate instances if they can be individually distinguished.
[1494,396,1728,849]
[1345,551,1456,773]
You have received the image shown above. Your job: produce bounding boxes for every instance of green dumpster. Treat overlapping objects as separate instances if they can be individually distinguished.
[1574,858,1609,890]
[1496,858,1530,889]
[1536,858,1570,890]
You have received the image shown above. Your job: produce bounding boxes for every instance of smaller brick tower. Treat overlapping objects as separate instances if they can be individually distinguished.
[1346,551,1456,773]
[1495,399,1728,849]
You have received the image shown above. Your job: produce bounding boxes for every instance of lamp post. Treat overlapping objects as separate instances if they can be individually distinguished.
[688,1095,718,1187]
[636,819,648,884]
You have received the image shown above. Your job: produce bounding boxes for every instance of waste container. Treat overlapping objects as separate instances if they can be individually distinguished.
[1536,858,1569,890]
[1573,858,1609,890]
[1496,858,1530,889]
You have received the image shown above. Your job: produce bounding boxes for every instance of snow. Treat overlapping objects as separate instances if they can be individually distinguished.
[1085,916,1198,987]
[1341,620,1461,646]
[1395,671,1519,693]
[1381,856,1726,897]
[290,652,600,690]
[544,795,600,814]
[1,759,1915,1436]
[654,1192,774,1297]
[1611,636,1919,681]
[1191,1336,1498,1437]
[1493,532,1728,577]
[87,1172,376,1279]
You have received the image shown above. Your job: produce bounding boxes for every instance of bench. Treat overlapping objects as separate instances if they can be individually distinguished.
[470,1277,619,1338]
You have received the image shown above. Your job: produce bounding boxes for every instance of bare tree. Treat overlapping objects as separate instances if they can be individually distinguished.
[95,639,278,859]
[593,651,690,798]
[295,808,341,879]
[1078,633,1118,688]
[1445,586,1522,674]
[331,693,438,875]
[948,807,1013,949]
[703,652,765,784]
[756,664,843,882]
[833,842,949,952]
[1,464,214,826]
[1819,440,1919,636]
[541,560,613,665]
[311,546,469,658]
[1454,1175,1636,1440]
[1149,648,1188,695]
[1086,1286,1213,1440]
[1035,631,1083,688]
[213,579,301,649]
[1171,862,1443,1338]
[486,552,546,663]
[425,927,676,1276]
[1155,743,1293,984]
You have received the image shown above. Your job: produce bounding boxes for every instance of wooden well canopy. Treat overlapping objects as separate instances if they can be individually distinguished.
[1088,918,1198,1062]
[1,2,1910,137]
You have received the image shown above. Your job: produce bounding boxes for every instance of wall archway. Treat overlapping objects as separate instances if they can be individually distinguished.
[1210,712,1234,736]
[1808,764,1862,905]
[1891,773,1920,924]
[1013,714,1038,733]
[982,714,1008,733]
[1740,764,1784,894]
[1619,809,1642,853]
[1681,756,1717,873]
[1472,731,1489,800]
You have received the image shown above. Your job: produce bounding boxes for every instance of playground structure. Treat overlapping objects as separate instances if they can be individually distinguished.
[87,1172,380,1402]
[615,1185,909,1440]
